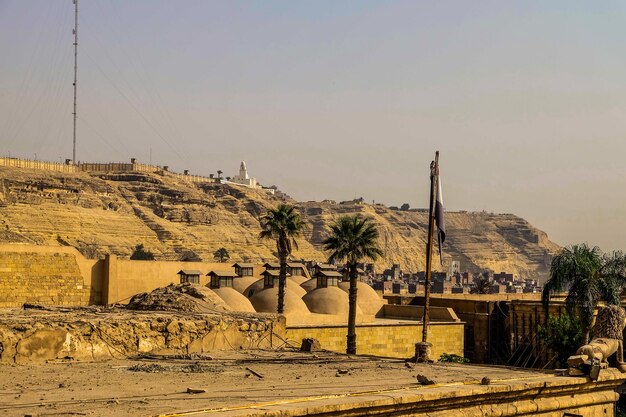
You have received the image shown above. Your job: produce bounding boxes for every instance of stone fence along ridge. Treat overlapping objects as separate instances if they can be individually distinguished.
[0,156,216,184]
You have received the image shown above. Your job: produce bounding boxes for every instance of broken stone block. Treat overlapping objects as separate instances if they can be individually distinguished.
[566,354,589,368]
[300,338,321,352]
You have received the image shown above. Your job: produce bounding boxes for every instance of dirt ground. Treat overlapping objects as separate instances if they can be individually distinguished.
[0,349,547,417]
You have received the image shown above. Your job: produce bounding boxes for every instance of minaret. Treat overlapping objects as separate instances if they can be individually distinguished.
[239,161,249,179]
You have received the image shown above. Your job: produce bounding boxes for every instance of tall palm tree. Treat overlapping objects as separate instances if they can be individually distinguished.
[470,272,492,294]
[542,244,626,343]
[323,215,383,354]
[259,204,304,314]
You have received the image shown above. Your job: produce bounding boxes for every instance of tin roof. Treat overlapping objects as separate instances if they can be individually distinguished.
[177,270,203,275]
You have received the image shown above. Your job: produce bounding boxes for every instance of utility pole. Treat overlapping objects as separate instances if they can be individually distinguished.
[416,151,439,362]
[72,0,79,163]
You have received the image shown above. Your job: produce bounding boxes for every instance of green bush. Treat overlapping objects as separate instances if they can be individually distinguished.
[439,353,469,364]
[537,311,583,368]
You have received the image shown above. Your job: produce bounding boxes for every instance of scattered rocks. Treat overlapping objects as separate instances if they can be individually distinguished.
[128,364,167,373]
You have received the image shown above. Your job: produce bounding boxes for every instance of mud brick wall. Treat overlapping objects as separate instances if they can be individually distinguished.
[0,252,88,307]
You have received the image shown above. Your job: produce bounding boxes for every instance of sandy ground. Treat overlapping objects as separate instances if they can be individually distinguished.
[0,349,548,417]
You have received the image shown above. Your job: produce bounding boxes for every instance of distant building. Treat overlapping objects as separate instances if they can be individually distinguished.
[230,161,258,188]
[451,284,470,294]
[432,280,453,294]
[489,283,507,294]
[494,272,514,284]
[383,264,402,281]
[449,260,460,276]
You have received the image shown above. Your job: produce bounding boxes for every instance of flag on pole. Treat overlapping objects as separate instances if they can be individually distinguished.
[435,164,445,265]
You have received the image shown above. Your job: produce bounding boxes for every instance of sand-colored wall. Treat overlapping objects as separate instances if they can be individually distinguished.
[0,244,258,306]
[104,255,257,304]
[0,245,92,307]
[286,321,464,359]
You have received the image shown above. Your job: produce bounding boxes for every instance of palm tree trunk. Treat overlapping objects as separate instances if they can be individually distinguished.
[347,262,358,355]
[277,250,287,315]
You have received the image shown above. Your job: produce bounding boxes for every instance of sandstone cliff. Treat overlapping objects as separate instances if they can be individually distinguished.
[0,166,559,280]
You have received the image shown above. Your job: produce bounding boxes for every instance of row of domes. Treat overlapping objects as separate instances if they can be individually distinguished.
[195,270,384,325]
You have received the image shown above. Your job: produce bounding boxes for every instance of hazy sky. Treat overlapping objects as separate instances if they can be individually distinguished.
[1,1,626,251]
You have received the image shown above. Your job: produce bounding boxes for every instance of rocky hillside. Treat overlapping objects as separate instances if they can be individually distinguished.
[0,166,559,280]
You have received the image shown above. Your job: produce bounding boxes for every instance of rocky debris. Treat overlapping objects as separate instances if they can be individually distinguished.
[129,363,167,373]
[300,338,322,352]
[134,352,213,361]
[126,283,229,313]
[128,363,217,373]
[416,374,436,385]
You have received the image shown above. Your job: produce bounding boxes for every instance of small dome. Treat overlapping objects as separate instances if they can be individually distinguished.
[338,281,385,316]
[249,287,310,323]
[243,279,265,297]
[300,278,317,293]
[302,286,363,317]
[232,276,259,294]
[212,287,256,313]
[244,277,306,298]
[288,275,308,286]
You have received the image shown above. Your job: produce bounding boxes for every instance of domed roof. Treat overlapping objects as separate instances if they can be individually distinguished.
[288,275,308,286]
[243,278,265,297]
[212,287,256,313]
[244,277,306,298]
[232,276,259,294]
[249,287,310,323]
[300,278,317,293]
[287,281,306,298]
[302,286,363,317]
[337,281,385,316]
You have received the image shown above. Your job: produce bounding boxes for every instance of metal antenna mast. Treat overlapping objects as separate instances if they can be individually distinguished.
[72,0,78,163]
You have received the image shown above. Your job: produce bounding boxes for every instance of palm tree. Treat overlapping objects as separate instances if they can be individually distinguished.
[470,272,492,294]
[259,204,304,314]
[542,244,626,343]
[213,247,230,263]
[323,215,383,354]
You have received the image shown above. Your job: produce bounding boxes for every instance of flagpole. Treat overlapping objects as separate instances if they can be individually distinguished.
[417,151,438,362]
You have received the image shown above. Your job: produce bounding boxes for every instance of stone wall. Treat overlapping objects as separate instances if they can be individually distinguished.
[0,250,90,307]
[386,294,571,366]
[0,309,285,364]
[286,322,464,359]
[0,157,78,173]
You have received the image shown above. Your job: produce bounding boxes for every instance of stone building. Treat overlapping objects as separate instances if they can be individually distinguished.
[230,161,258,188]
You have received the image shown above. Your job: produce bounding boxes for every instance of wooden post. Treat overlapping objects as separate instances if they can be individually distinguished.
[417,151,438,362]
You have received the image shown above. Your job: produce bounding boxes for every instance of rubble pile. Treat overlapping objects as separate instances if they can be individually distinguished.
[126,283,230,313]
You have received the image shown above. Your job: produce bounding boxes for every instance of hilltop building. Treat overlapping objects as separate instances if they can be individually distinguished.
[230,161,258,188]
